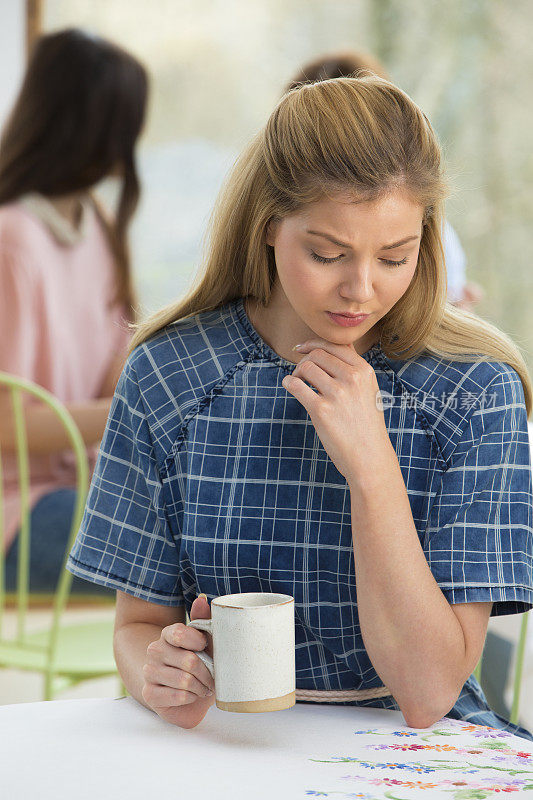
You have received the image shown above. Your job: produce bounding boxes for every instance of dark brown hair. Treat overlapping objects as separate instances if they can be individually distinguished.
[284,49,389,93]
[0,28,149,319]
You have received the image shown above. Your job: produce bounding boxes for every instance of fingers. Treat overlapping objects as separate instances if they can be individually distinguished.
[147,641,213,687]
[293,348,342,379]
[142,598,216,717]
[162,622,207,652]
[142,682,199,709]
[145,626,215,699]
[291,358,337,394]
[191,594,211,616]
[143,662,214,699]
[293,340,364,367]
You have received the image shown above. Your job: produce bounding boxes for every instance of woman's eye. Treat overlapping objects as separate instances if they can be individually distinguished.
[381,256,408,268]
[310,251,409,268]
[310,251,343,264]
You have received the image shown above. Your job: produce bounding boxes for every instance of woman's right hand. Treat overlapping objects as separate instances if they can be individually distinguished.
[141,595,216,729]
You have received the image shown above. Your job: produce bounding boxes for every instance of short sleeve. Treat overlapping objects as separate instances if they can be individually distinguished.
[0,246,38,377]
[423,366,533,616]
[66,356,185,606]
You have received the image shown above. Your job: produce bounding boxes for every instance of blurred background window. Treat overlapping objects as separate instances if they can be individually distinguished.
[29,0,533,374]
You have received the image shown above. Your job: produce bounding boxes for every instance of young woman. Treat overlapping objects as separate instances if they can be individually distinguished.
[67,76,533,737]
[0,28,148,594]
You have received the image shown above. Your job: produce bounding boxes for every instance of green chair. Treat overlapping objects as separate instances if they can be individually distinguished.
[0,371,125,700]
[473,612,529,726]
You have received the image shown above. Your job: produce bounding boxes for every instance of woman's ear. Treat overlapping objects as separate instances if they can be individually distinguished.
[265,218,279,247]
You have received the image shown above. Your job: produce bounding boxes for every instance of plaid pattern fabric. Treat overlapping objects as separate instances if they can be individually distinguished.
[67,297,533,740]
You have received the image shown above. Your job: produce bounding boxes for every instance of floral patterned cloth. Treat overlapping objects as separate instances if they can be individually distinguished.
[304,714,533,799]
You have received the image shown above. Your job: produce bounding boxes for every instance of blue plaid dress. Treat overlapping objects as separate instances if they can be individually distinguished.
[67,297,533,740]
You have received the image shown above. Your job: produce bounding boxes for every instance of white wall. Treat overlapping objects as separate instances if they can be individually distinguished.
[0,0,25,128]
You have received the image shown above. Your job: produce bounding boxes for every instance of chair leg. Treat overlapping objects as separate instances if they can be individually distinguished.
[44,671,52,701]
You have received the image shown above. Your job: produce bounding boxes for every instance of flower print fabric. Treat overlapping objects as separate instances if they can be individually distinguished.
[66,297,533,740]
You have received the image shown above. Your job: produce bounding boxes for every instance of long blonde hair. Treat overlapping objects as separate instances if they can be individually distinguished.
[129,75,532,417]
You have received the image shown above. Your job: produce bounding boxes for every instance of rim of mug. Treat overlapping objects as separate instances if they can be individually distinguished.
[212,592,294,609]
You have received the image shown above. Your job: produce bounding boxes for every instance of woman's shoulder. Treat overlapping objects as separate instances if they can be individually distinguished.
[383,347,519,403]
[0,195,82,270]
[378,347,525,461]
[129,300,246,374]
[122,299,250,427]
[0,199,46,245]
[0,201,51,283]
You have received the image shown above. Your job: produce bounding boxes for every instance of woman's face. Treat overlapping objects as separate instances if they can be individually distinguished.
[266,189,424,350]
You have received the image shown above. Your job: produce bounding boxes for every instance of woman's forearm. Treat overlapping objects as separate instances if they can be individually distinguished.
[113,621,163,711]
[348,441,467,728]
[0,396,112,454]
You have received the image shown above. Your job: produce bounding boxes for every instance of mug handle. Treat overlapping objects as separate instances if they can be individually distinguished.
[186,618,214,679]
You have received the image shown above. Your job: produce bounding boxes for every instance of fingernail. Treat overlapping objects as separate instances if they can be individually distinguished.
[198,593,208,601]
[292,344,303,351]
[206,690,213,697]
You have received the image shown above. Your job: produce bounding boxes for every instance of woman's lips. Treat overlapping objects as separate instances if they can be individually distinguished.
[326,311,370,327]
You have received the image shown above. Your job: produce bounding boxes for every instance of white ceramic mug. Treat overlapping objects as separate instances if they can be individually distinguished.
[186,592,295,713]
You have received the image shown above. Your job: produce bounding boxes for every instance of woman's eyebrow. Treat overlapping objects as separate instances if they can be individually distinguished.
[306,229,420,250]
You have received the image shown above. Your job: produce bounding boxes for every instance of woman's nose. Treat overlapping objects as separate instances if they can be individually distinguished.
[339,265,374,302]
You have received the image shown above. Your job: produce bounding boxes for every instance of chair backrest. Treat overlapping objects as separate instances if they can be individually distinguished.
[473,612,530,726]
[0,372,89,653]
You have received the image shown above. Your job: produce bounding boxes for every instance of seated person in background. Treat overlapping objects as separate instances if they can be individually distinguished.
[284,49,485,313]
[0,28,148,594]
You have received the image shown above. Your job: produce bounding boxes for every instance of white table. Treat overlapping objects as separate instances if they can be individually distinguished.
[1,696,532,799]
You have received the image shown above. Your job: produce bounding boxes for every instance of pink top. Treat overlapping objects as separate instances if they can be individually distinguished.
[0,193,132,553]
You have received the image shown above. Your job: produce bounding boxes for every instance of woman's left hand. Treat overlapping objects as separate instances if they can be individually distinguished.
[281,338,392,486]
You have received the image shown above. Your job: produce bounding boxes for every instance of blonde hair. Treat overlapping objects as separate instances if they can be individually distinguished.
[129,76,532,416]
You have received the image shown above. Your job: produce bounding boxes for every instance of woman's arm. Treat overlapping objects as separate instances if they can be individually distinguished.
[0,389,112,454]
[113,591,216,729]
[348,441,491,729]
[113,591,187,710]
[282,337,494,728]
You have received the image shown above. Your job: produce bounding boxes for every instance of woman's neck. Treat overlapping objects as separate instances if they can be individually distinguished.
[245,292,381,362]
[245,295,302,364]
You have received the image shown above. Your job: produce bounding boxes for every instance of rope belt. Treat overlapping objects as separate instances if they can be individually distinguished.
[296,686,393,702]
